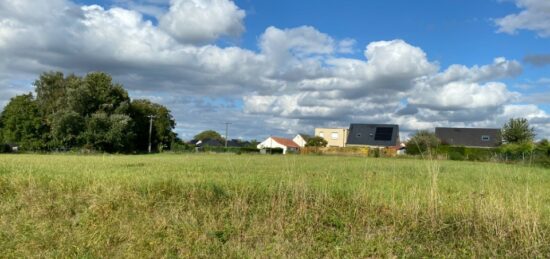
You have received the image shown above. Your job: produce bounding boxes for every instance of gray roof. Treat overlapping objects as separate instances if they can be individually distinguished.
[347,124,399,147]
[435,127,501,148]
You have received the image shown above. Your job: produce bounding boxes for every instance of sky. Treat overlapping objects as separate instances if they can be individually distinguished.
[1,0,550,140]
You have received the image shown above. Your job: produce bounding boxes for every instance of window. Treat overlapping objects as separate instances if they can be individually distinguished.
[374,127,393,141]
[319,132,324,138]
[481,135,490,141]
[331,132,338,140]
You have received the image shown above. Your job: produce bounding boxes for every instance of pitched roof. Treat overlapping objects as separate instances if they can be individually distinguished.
[272,137,301,148]
[435,127,501,147]
[296,134,312,141]
[347,124,400,147]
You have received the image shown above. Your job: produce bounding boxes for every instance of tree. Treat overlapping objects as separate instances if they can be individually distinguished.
[305,136,328,147]
[194,130,224,142]
[502,118,535,144]
[34,72,80,117]
[130,99,176,152]
[536,139,550,156]
[0,71,177,153]
[84,112,134,152]
[50,110,85,148]
[406,130,440,155]
[0,94,47,150]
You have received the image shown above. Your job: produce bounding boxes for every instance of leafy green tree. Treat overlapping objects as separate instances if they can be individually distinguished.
[406,130,440,155]
[0,94,46,150]
[130,100,176,152]
[1,71,177,153]
[536,139,550,156]
[84,112,134,152]
[82,72,130,115]
[502,118,535,144]
[50,110,85,148]
[194,130,224,142]
[34,72,80,117]
[306,136,328,147]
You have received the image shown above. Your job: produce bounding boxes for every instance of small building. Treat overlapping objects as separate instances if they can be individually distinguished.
[346,124,400,147]
[257,136,300,154]
[315,128,349,147]
[435,127,501,148]
[226,139,251,148]
[292,134,310,148]
[192,138,223,147]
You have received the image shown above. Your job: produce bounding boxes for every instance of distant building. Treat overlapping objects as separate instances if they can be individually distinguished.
[293,134,310,148]
[315,128,349,147]
[257,136,300,154]
[226,139,251,148]
[435,127,501,148]
[346,124,400,147]
[192,138,223,147]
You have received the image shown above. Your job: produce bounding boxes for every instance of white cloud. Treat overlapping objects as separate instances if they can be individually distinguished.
[1,0,549,139]
[409,82,520,110]
[495,0,550,37]
[159,0,245,44]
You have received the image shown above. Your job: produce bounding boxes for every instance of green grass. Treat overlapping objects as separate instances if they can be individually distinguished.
[0,154,549,257]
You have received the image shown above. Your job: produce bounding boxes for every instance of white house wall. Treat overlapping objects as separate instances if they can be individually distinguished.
[257,137,289,154]
[293,135,307,147]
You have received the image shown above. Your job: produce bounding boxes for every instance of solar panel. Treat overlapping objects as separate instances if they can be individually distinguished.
[374,127,393,141]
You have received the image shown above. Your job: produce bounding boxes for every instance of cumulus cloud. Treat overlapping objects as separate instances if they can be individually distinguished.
[159,0,245,44]
[495,0,550,37]
[409,82,520,110]
[1,0,549,139]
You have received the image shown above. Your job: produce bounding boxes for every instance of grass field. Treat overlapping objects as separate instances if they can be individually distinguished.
[1,154,549,257]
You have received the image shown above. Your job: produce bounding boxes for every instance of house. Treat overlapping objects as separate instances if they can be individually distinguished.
[226,139,251,148]
[346,124,400,147]
[292,134,310,147]
[435,127,501,148]
[315,128,349,147]
[257,136,300,154]
[192,138,223,147]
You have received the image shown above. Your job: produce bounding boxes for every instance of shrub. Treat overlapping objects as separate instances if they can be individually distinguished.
[306,136,328,147]
[406,130,440,155]
[0,144,12,153]
[448,151,465,161]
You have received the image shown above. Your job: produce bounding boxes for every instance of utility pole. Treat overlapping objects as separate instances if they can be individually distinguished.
[224,122,232,148]
[147,115,156,153]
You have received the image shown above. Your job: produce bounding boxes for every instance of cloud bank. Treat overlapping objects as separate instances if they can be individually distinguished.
[1,0,549,139]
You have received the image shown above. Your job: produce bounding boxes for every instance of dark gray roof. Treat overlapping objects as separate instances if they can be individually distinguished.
[347,124,400,147]
[435,127,501,148]
[196,138,223,147]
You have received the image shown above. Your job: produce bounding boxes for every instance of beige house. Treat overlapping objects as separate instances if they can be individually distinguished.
[315,128,349,147]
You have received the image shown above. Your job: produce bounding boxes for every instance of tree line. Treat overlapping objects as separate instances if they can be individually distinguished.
[0,72,177,153]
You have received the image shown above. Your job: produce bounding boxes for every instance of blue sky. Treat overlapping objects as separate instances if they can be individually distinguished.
[1,0,550,139]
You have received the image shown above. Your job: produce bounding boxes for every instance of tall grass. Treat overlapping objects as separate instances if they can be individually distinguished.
[0,154,549,257]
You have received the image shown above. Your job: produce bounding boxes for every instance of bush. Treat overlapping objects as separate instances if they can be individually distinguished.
[406,130,440,155]
[0,144,12,153]
[448,151,465,161]
[305,136,328,147]
[170,141,191,152]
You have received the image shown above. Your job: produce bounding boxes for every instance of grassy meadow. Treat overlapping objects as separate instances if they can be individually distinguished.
[0,154,549,257]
